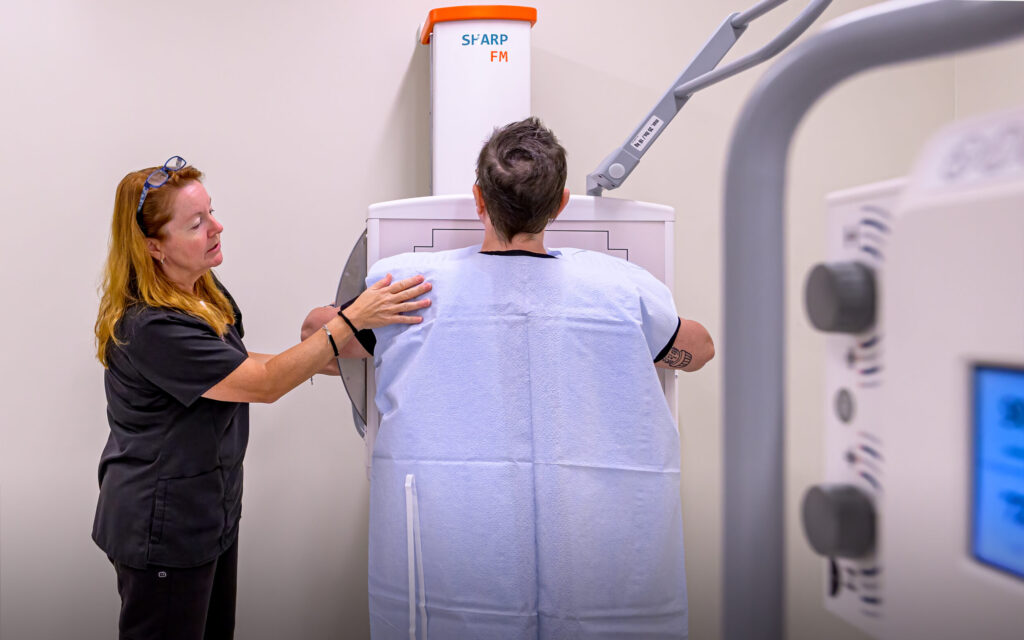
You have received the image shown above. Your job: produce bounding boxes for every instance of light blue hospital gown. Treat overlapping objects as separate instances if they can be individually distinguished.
[366,245,687,640]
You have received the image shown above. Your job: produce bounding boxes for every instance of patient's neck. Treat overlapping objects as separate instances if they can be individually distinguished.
[480,230,547,255]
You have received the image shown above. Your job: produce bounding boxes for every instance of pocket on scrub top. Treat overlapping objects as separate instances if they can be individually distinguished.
[148,468,226,565]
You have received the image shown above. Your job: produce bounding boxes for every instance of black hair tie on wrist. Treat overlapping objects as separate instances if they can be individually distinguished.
[338,309,360,334]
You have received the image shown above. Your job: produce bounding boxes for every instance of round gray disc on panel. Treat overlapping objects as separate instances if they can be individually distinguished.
[801,484,876,559]
[804,261,876,333]
[835,388,854,423]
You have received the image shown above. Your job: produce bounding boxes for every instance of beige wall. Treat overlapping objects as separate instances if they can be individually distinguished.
[1,1,1021,639]
[955,39,1024,118]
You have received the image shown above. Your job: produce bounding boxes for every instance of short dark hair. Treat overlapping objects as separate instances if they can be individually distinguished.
[475,117,567,242]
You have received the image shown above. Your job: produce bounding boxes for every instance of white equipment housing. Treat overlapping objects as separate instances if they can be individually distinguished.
[810,107,1024,639]
[421,6,534,195]
[881,106,1024,640]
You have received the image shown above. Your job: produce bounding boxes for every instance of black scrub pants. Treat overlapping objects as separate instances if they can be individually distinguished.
[111,538,238,640]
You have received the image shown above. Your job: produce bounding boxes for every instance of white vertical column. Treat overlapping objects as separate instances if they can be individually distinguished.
[428,17,532,195]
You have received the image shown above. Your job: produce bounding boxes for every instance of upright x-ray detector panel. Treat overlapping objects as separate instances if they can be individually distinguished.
[358,195,678,470]
[335,6,680,472]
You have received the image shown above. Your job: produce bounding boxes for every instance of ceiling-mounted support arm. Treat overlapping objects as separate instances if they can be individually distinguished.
[720,2,1024,639]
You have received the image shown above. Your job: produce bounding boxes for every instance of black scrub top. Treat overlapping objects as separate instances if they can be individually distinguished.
[93,283,249,569]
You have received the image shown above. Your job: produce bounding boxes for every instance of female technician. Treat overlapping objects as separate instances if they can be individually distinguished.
[92,156,431,639]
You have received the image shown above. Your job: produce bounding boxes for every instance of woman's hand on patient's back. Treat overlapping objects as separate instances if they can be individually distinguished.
[344,274,432,330]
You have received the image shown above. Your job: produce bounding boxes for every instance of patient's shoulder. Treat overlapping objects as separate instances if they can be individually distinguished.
[557,249,669,299]
[367,245,478,280]
[558,247,649,274]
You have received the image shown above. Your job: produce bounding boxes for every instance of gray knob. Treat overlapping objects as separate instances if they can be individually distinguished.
[801,485,876,558]
[804,262,876,333]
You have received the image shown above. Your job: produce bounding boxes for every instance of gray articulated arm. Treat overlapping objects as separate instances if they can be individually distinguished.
[732,0,788,26]
[721,2,1024,640]
[585,0,832,196]
[674,0,830,98]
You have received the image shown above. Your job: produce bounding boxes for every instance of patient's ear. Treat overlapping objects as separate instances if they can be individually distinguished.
[472,184,495,231]
[550,188,570,221]
[472,184,487,219]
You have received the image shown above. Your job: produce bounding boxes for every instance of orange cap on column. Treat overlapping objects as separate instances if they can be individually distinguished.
[420,6,537,45]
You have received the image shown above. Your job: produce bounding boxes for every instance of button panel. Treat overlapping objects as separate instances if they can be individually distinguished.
[807,178,905,634]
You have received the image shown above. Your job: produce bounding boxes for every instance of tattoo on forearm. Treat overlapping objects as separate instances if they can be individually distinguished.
[663,348,693,369]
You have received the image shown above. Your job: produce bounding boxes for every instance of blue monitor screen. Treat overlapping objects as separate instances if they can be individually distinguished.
[973,365,1024,580]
